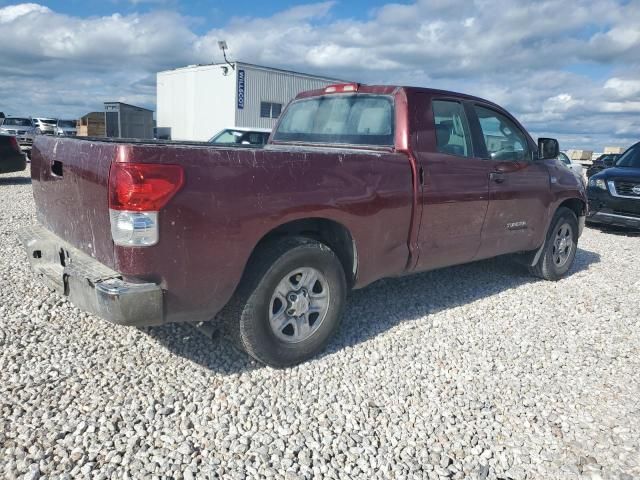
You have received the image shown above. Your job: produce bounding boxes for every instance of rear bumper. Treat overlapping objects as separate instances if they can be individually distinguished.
[18,224,164,326]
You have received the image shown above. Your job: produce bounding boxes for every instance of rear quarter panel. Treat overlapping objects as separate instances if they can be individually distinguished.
[116,144,414,323]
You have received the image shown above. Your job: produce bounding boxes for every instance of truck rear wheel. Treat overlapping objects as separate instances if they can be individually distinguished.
[529,207,579,281]
[223,236,347,367]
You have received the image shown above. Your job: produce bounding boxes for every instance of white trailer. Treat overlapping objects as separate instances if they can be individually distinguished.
[156,62,342,141]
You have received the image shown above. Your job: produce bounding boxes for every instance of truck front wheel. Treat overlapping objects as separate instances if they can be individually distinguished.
[529,207,579,281]
[224,236,347,367]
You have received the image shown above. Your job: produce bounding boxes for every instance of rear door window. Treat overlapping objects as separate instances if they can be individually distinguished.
[432,100,473,157]
[474,106,530,162]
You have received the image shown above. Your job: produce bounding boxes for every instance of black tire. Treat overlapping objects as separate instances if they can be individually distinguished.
[221,236,347,368]
[529,207,579,281]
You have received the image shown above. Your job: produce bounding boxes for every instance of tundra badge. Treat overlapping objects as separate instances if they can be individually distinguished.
[507,221,528,231]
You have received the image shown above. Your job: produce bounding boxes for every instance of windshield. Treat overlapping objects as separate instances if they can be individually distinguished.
[40,119,57,125]
[57,120,76,128]
[273,94,394,146]
[209,129,270,145]
[557,152,571,165]
[615,144,640,168]
[3,118,32,127]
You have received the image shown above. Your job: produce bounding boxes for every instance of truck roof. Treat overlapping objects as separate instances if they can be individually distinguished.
[223,127,272,133]
[295,84,505,111]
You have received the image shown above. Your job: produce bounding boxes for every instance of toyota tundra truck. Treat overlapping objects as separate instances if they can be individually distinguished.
[19,84,587,367]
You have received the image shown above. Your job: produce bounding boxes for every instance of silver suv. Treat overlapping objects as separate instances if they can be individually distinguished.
[0,117,36,155]
[56,119,77,136]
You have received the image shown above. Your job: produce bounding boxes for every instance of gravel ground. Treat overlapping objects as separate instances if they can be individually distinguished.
[1,167,639,480]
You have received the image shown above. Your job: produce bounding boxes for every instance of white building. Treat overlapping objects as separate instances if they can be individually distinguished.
[156,62,342,141]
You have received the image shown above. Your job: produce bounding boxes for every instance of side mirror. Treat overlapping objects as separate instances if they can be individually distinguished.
[538,138,559,160]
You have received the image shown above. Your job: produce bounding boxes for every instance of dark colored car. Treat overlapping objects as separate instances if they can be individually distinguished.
[587,153,621,177]
[0,134,27,174]
[19,84,586,366]
[587,143,640,230]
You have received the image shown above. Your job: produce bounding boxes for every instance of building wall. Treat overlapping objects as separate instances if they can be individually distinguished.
[235,63,337,129]
[120,105,154,139]
[157,65,236,141]
[156,62,341,141]
[104,103,154,139]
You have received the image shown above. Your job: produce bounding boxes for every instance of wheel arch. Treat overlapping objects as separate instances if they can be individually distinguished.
[246,217,358,288]
[557,197,586,219]
[529,197,585,268]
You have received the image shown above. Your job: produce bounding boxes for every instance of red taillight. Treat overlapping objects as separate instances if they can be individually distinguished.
[109,163,184,212]
[324,83,360,93]
[9,136,20,152]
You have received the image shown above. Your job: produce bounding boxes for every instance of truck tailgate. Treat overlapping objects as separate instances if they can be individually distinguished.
[31,136,117,268]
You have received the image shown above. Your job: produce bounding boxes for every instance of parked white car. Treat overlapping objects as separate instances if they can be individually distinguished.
[558,152,585,182]
[208,127,271,146]
[33,117,57,135]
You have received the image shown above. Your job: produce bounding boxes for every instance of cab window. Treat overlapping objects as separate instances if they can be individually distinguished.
[474,106,529,162]
[432,100,473,157]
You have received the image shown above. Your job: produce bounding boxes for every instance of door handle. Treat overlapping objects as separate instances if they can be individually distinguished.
[490,171,505,184]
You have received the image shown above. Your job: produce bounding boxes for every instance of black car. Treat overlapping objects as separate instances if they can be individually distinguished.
[587,143,640,230]
[586,153,620,177]
[0,134,27,174]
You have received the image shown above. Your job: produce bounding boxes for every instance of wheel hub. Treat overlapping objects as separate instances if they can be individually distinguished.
[552,222,574,267]
[558,237,569,251]
[269,267,330,344]
[286,289,310,317]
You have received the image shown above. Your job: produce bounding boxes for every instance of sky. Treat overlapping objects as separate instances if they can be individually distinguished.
[1,0,639,150]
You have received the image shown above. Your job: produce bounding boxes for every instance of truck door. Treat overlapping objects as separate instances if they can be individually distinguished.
[469,104,552,259]
[412,94,493,271]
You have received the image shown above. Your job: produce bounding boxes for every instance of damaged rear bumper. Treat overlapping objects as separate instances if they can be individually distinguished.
[18,224,163,326]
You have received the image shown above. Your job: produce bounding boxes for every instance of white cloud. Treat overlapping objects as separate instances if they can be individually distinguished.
[604,78,640,99]
[0,1,639,149]
[0,3,48,23]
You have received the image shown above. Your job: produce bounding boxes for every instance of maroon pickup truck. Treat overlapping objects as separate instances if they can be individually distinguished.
[20,84,587,366]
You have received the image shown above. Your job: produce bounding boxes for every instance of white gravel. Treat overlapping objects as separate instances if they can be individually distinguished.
[1,167,640,480]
